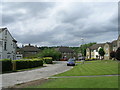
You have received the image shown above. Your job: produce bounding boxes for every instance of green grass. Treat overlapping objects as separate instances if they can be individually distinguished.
[26,60,119,88]
[29,76,118,88]
[54,60,118,76]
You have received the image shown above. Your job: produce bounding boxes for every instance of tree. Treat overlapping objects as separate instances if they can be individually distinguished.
[79,42,97,56]
[37,49,62,61]
[110,51,116,59]
[115,47,120,61]
[98,48,105,59]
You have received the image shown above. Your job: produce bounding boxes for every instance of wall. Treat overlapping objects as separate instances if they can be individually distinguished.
[0,28,17,60]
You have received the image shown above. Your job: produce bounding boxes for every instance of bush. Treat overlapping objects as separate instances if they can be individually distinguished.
[90,58,96,60]
[115,47,120,60]
[0,59,12,72]
[13,59,43,70]
[85,58,91,61]
[43,57,53,64]
[110,51,116,59]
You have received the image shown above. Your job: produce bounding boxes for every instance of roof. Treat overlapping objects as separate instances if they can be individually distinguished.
[0,28,7,33]
[0,27,17,43]
[89,43,105,50]
[57,47,74,53]
[21,45,40,52]
[111,40,117,46]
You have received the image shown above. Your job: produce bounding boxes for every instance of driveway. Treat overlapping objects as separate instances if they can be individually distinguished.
[1,61,73,88]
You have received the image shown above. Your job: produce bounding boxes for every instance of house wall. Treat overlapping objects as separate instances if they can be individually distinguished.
[117,35,120,48]
[93,50,99,59]
[86,48,91,59]
[0,28,17,60]
[104,44,112,60]
[61,52,74,59]
[0,31,3,59]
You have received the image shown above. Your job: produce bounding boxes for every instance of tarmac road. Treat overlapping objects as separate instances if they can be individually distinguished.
[1,61,73,88]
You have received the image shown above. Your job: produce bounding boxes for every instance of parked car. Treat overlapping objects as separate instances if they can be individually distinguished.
[67,58,75,66]
[78,56,85,60]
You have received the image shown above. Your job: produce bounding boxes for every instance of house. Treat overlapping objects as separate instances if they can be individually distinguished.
[56,46,75,61]
[16,52,23,60]
[86,35,120,60]
[103,36,120,60]
[18,44,40,58]
[104,42,113,60]
[86,43,105,59]
[0,28,17,60]
[117,35,120,48]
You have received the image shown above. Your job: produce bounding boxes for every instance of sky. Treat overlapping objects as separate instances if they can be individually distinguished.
[1,1,119,47]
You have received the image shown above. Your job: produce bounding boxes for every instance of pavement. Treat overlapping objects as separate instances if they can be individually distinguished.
[1,61,73,88]
[50,74,120,78]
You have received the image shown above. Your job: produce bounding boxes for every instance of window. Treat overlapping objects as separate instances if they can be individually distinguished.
[13,43,16,48]
[4,42,7,50]
[0,41,3,46]
[5,30,7,35]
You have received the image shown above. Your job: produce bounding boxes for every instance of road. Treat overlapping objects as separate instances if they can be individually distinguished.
[1,61,73,88]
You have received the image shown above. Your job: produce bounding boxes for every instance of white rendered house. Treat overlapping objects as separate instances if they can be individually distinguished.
[0,28,17,60]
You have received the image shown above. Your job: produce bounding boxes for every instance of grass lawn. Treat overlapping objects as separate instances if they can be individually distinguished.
[54,60,118,76]
[30,76,118,88]
[27,60,119,88]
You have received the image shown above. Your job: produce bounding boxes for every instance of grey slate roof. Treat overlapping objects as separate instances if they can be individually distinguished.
[89,43,105,50]
[21,45,40,52]
[57,47,74,53]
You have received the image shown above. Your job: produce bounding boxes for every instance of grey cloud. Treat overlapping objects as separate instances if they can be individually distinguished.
[2,2,56,25]
[2,2,118,46]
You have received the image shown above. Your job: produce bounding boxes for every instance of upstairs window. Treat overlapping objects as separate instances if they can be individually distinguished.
[4,42,7,50]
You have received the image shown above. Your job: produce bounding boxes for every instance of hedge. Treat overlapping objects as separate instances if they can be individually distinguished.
[0,59,12,72]
[13,59,43,70]
[43,57,53,64]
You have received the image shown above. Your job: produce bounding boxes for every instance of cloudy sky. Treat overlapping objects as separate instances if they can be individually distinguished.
[1,1,118,47]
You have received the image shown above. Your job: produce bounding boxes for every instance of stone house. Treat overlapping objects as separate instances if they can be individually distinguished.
[104,42,113,60]
[86,35,120,60]
[117,35,120,48]
[0,28,17,60]
[104,36,119,60]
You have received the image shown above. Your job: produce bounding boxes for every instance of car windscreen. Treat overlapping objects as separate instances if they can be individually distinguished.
[68,59,75,62]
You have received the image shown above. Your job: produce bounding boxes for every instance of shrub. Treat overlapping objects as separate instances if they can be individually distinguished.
[90,58,96,60]
[115,47,120,61]
[0,59,12,72]
[43,57,53,64]
[13,59,43,70]
[110,51,116,59]
[85,58,90,61]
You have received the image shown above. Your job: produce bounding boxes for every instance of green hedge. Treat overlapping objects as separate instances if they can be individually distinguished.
[43,57,53,64]
[0,59,12,72]
[13,59,43,70]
